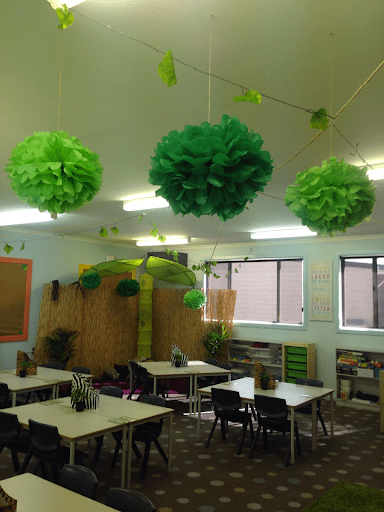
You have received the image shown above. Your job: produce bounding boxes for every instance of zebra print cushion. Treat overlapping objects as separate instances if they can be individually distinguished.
[71,373,99,409]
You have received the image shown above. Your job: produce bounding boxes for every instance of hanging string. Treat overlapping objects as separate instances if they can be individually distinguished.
[208,15,213,124]
[330,32,333,157]
[210,221,223,262]
[58,31,64,131]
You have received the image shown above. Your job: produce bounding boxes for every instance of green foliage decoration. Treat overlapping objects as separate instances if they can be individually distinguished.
[56,4,75,29]
[117,279,140,297]
[43,326,79,367]
[183,289,207,310]
[82,272,101,290]
[20,242,25,251]
[310,108,330,131]
[148,114,274,222]
[4,244,13,255]
[201,322,230,360]
[192,261,219,278]
[5,131,103,214]
[111,226,119,235]
[233,90,262,104]
[99,228,108,237]
[158,50,177,87]
[285,157,376,236]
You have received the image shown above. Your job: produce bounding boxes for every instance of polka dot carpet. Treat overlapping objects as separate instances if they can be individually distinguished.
[0,396,383,511]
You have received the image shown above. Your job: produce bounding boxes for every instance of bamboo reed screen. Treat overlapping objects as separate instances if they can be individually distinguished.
[35,284,237,377]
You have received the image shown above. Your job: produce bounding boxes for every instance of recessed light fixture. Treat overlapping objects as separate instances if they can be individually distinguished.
[123,194,169,212]
[367,167,384,180]
[135,237,189,247]
[251,227,317,240]
[0,210,54,227]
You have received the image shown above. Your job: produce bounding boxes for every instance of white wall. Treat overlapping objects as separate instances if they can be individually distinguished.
[187,234,384,390]
[0,234,141,371]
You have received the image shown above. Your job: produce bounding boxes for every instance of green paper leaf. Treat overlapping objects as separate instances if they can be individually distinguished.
[138,215,144,222]
[244,256,249,261]
[4,244,13,255]
[21,264,27,271]
[56,5,74,30]
[171,250,178,262]
[111,226,119,235]
[158,50,177,87]
[150,223,159,237]
[233,90,262,104]
[99,227,108,237]
[157,235,166,243]
[310,108,330,131]
[21,242,25,251]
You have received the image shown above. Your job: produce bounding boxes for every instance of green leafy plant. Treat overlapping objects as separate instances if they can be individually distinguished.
[20,360,33,370]
[71,387,87,403]
[260,372,270,382]
[43,326,79,367]
[192,261,219,278]
[201,322,230,360]
[174,352,182,362]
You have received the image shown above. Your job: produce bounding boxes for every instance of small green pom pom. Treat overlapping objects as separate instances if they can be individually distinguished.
[183,289,206,310]
[82,272,101,289]
[117,279,140,297]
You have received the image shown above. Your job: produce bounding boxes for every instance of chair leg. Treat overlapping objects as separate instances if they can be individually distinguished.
[284,441,291,467]
[250,405,257,422]
[111,439,122,470]
[153,438,168,465]
[10,450,20,472]
[93,435,104,463]
[295,425,302,457]
[248,425,261,458]
[205,417,218,448]
[220,418,227,441]
[132,440,142,459]
[262,427,269,449]
[318,411,328,435]
[236,420,249,455]
[18,448,33,474]
[139,441,151,479]
[51,464,60,484]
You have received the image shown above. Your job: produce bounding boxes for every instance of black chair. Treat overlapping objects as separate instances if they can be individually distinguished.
[128,363,167,399]
[197,358,218,389]
[205,388,254,455]
[105,488,156,512]
[35,363,65,402]
[127,361,141,399]
[0,383,11,409]
[19,419,87,482]
[59,464,98,500]
[71,366,90,374]
[0,411,31,472]
[249,395,301,467]
[111,394,169,479]
[215,362,232,384]
[295,377,327,435]
[93,386,124,463]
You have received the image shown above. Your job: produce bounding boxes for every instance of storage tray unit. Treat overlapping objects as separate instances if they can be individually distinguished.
[282,342,316,383]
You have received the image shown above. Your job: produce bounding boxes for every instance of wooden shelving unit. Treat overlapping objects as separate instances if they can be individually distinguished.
[282,342,316,382]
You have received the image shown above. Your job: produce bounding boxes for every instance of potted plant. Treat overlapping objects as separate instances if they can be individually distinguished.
[260,372,270,390]
[71,388,87,412]
[174,353,182,367]
[19,360,33,377]
[201,322,230,361]
[43,326,79,368]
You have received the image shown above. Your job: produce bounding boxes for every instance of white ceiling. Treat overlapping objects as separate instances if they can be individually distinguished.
[1,0,383,251]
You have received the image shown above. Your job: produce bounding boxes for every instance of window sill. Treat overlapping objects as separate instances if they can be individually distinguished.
[233,321,306,331]
[337,326,384,336]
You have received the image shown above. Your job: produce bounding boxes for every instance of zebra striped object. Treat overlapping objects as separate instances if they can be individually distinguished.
[71,373,99,409]
[171,345,189,367]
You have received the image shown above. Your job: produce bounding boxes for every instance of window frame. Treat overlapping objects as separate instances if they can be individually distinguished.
[338,253,384,335]
[204,257,307,330]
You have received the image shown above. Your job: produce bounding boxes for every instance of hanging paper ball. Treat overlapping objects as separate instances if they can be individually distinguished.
[284,157,376,236]
[148,115,273,222]
[117,279,140,297]
[5,131,103,214]
[82,272,101,290]
[183,289,207,310]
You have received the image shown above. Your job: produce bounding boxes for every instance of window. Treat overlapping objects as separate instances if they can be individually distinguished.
[206,259,303,325]
[341,256,384,329]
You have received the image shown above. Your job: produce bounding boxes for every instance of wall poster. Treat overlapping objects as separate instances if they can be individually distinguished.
[309,260,333,322]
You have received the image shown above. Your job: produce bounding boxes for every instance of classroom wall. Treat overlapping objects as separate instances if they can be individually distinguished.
[186,234,384,390]
[0,234,141,371]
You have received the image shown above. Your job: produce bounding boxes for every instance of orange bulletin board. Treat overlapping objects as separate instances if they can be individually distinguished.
[0,257,32,342]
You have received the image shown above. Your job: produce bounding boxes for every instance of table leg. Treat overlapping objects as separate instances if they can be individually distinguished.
[12,392,16,407]
[153,377,157,395]
[312,400,317,451]
[129,372,132,399]
[126,424,133,490]
[121,425,127,488]
[193,375,198,414]
[168,413,173,473]
[330,392,334,437]
[69,442,75,464]
[290,408,295,464]
[189,376,193,415]
[197,392,201,440]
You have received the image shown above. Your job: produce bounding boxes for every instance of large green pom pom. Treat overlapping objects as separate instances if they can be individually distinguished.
[284,157,376,236]
[117,279,140,297]
[5,131,103,214]
[82,272,101,289]
[183,289,206,310]
[148,115,273,222]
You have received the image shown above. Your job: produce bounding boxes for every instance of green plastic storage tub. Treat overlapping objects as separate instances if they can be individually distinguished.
[286,362,307,371]
[286,369,307,379]
[286,354,307,363]
[286,346,307,355]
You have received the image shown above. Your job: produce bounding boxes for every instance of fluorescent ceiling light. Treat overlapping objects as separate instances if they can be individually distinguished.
[0,210,54,227]
[367,168,384,180]
[123,195,169,212]
[251,227,317,240]
[136,237,189,246]
[65,1,85,6]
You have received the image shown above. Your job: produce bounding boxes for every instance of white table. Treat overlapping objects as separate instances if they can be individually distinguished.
[139,360,231,414]
[0,367,93,406]
[197,377,334,464]
[3,394,173,489]
[0,473,116,512]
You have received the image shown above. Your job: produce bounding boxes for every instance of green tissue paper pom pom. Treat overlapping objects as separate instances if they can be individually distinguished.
[82,272,101,289]
[117,279,140,297]
[148,115,273,222]
[284,157,376,236]
[183,289,207,310]
[5,131,103,214]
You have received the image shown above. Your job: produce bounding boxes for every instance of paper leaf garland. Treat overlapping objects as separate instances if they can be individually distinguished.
[111,226,119,235]
[56,5,75,30]
[5,131,103,214]
[284,157,376,236]
[233,90,262,104]
[4,244,13,255]
[183,289,207,310]
[158,50,177,87]
[148,114,273,221]
[146,256,196,286]
[117,279,140,297]
[99,228,108,237]
[310,108,329,131]
[82,272,101,289]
